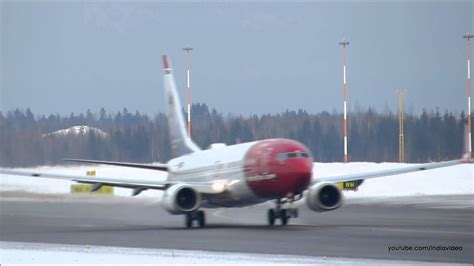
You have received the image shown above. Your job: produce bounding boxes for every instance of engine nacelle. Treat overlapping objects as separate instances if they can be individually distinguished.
[306,182,343,212]
[161,184,201,214]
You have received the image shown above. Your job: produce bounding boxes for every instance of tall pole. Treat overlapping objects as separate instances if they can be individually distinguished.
[397,90,406,163]
[340,40,350,163]
[183,47,193,137]
[464,33,473,159]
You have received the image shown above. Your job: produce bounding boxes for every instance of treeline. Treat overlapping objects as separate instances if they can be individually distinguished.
[0,104,470,167]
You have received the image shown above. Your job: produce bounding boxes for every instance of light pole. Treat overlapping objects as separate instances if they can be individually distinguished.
[339,40,350,162]
[397,90,406,163]
[463,33,473,159]
[183,47,193,137]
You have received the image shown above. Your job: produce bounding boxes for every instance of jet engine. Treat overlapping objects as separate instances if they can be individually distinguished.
[306,182,343,212]
[161,184,201,214]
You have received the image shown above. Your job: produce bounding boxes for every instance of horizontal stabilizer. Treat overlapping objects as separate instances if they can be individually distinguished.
[0,168,170,190]
[0,168,227,195]
[64,158,168,172]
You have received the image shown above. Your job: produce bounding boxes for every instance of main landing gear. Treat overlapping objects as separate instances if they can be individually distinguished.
[267,198,299,226]
[185,210,206,228]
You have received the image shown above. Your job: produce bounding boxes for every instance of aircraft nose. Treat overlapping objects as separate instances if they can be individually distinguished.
[244,139,313,199]
[283,155,313,175]
[278,156,313,194]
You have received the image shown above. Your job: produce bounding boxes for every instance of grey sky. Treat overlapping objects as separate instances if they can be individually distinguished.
[1,1,473,116]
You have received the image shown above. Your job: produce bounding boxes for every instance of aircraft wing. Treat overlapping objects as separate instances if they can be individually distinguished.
[0,168,170,190]
[63,158,168,171]
[0,169,224,195]
[313,158,473,184]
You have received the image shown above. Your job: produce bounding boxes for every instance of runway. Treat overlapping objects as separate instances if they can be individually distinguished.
[1,192,473,263]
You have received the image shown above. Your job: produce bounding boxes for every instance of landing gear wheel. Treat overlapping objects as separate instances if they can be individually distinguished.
[267,198,300,226]
[197,210,206,228]
[185,213,192,228]
[280,209,288,226]
[184,210,206,228]
[268,209,275,226]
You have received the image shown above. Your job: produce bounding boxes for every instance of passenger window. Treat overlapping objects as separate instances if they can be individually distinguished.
[287,153,297,158]
[301,152,309,158]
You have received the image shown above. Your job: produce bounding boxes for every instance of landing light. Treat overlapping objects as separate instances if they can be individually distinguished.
[212,182,226,192]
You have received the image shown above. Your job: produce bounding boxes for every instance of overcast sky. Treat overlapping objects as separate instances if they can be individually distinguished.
[1,1,473,116]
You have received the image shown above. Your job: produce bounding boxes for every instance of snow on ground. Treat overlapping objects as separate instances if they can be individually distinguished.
[42,125,108,138]
[0,162,472,198]
[0,241,431,265]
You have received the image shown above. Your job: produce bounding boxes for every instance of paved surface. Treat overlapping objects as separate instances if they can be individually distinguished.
[1,192,473,263]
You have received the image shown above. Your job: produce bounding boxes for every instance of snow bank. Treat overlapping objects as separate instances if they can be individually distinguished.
[0,241,430,265]
[0,162,472,198]
[42,125,108,138]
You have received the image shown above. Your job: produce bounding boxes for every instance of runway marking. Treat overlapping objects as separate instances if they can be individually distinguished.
[210,209,263,225]
[212,209,233,220]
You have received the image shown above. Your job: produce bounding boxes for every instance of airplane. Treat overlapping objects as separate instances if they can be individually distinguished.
[1,55,472,228]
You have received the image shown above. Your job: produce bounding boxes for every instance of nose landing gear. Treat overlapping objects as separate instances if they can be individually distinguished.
[185,210,205,228]
[267,198,299,226]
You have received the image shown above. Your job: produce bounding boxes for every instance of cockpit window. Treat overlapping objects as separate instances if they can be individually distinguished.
[276,152,310,161]
[276,153,287,161]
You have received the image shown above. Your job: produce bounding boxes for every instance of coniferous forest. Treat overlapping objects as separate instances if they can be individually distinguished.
[0,104,470,167]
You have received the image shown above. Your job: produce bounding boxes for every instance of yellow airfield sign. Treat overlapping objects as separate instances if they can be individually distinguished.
[70,184,114,194]
[338,180,363,191]
[70,169,114,195]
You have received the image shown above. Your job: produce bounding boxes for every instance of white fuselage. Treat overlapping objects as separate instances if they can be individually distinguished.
[166,141,262,207]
